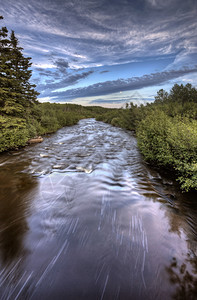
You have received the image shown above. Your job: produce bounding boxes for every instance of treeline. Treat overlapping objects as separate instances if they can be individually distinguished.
[27,102,108,137]
[97,83,197,192]
[0,16,108,152]
[0,97,108,152]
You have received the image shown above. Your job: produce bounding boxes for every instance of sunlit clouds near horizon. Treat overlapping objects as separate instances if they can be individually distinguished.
[1,0,197,107]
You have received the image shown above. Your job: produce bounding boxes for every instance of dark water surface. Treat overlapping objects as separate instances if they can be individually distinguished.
[0,119,197,299]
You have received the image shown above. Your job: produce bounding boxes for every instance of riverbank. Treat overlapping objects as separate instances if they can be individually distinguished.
[136,111,197,192]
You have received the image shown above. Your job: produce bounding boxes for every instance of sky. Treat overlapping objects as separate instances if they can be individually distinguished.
[1,0,197,107]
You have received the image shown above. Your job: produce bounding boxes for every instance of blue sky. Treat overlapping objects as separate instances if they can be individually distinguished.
[1,0,197,107]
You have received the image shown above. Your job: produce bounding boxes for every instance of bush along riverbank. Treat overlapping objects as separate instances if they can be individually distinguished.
[136,84,197,192]
[137,110,197,192]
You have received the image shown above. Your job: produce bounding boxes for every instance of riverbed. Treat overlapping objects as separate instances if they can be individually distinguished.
[0,119,197,299]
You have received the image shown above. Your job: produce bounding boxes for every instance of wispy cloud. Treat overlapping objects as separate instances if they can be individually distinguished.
[90,96,153,104]
[37,70,94,92]
[54,58,69,74]
[40,66,197,101]
[90,98,127,104]
[100,70,109,74]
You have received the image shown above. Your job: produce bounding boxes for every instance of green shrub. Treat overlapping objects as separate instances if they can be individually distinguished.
[0,117,29,151]
[137,110,197,191]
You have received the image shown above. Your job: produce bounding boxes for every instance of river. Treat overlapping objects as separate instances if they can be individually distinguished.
[0,119,197,299]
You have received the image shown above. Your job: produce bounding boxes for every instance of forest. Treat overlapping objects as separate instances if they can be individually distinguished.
[1,17,197,192]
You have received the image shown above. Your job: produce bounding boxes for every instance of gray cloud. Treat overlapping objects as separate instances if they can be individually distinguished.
[37,70,94,92]
[90,97,153,104]
[90,98,129,104]
[54,58,69,74]
[36,69,56,76]
[100,70,109,74]
[40,67,197,101]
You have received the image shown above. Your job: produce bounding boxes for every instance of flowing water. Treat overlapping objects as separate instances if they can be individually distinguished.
[0,119,197,299]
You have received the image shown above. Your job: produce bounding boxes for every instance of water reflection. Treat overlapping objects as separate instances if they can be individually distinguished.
[167,254,197,299]
[0,165,37,262]
[140,165,197,299]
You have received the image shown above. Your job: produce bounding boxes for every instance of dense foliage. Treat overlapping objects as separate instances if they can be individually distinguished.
[137,111,197,191]
[26,103,108,137]
[136,84,197,192]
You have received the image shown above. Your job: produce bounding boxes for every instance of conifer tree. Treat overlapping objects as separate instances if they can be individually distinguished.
[8,30,39,117]
[0,17,39,117]
[0,16,12,111]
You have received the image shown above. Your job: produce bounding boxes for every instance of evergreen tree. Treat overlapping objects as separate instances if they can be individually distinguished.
[7,30,39,117]
[169,83,197,104]
[0,16,40,152]
[0,16,12,111]
[0,17,39,117]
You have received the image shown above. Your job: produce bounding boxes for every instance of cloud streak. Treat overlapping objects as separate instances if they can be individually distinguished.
[37,70,94,92]
[41,67,197,101]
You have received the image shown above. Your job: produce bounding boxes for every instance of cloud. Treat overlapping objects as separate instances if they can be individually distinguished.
[2,0,197,107]
[40,66,197,101]
[89,98,133,104]
[90,98,127,104]
[90,96,154,104]
[100,70,109,74]
[1,0,197,69]
[37,70,94,92]
[36,69,55,76]
[54,58,69,74]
